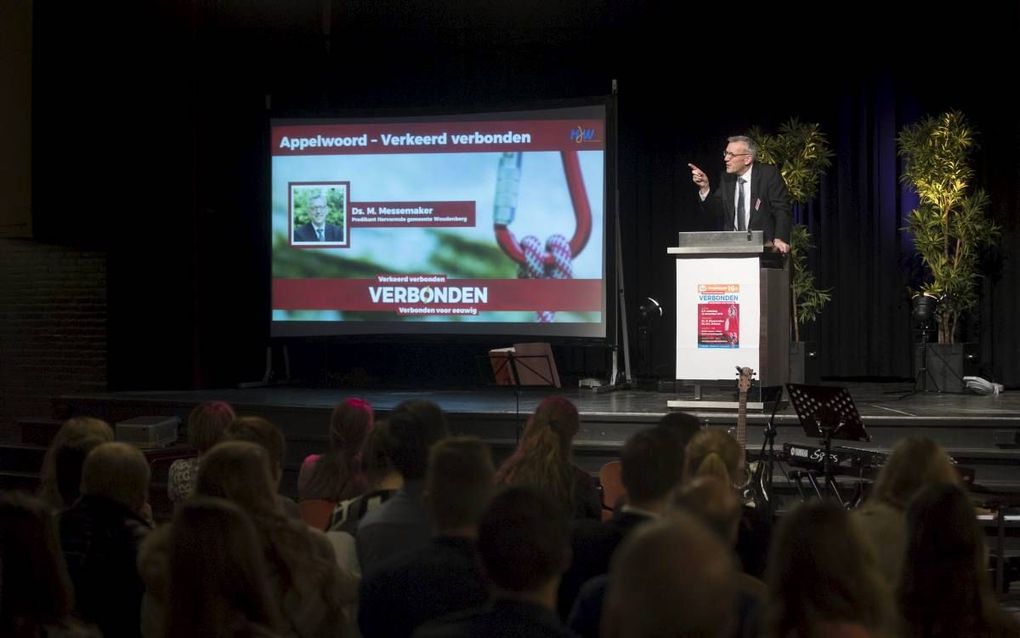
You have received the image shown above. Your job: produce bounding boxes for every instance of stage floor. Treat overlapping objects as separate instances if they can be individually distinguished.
[54,382,1020,471]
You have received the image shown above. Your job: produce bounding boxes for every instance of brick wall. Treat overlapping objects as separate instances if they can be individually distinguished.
[0,239,107,439]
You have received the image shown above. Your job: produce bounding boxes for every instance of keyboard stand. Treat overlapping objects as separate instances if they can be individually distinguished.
[789,469,846,506]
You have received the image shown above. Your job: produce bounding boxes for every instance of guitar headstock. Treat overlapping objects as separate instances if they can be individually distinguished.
[735,366,755,394]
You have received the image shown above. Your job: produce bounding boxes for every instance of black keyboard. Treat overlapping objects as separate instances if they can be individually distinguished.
[783,442,887,477]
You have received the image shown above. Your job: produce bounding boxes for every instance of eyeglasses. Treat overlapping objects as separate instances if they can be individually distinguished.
[723,152,750,159]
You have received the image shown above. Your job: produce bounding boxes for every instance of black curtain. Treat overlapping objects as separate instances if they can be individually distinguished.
[32,0,1020,390]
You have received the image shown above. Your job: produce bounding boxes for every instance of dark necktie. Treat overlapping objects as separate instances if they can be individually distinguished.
[316,227,325,241]
[736,177,746,231]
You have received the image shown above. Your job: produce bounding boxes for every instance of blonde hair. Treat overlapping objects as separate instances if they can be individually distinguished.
[871,436,959,510]
[683,429,743,485]
[38,416,114,509]
[495,396,579,513]
[196,442,340,596]
[81,441,151,511]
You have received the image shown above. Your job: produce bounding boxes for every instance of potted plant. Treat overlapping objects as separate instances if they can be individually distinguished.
[750,119,833,382]
[897,110,999,391]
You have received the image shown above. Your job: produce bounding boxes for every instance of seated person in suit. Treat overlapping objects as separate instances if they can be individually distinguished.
[414,486,575,638]
[294,193,343,242]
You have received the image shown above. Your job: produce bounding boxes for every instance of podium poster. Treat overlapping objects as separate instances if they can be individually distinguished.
[676,257,760,380]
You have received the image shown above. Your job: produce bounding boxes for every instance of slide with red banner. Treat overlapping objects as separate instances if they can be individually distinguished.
[270,104,607,338]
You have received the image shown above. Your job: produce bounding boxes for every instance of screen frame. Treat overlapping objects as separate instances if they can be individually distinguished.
[267,97,618,343]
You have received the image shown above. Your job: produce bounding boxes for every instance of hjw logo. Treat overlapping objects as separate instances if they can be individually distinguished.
[569,126,598,143]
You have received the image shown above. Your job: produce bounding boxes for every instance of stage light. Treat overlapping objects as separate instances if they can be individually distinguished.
[638,296,663,322]
[911,293,938,327]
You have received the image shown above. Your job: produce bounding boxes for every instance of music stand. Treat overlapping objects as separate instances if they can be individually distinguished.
[481,344,560,444]
[487,342,560,388]
[786,384,869,505]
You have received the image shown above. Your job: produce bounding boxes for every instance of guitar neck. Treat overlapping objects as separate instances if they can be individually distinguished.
[736,391,748,450]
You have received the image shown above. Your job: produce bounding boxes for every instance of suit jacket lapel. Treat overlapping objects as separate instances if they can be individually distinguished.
[748,169,761,226]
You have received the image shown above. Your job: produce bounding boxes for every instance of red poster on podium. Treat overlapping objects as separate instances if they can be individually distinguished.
[697,284,740,348]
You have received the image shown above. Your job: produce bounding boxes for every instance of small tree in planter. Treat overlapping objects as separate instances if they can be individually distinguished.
[750,119,833,342]
[897,111,1000,344]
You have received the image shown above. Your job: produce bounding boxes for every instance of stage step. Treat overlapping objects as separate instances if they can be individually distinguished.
[17,416,63,447]
[0,443,46,474]
[0,469,40,492]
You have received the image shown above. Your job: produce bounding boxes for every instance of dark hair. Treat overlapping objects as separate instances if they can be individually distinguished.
[165,497,282,638]
[427,437,495,530]
[766,500,892,638]
[899,483,1020,637]
[656,411,702,452]
[54,434,107,507]
[187,401,236,454]
[620,427,685,504]
[387,400,449,480]
[606,512,735,638]
[361,420,398,487]
[0,492,76,634]
[302,398,374,501]
[477,486,569,591]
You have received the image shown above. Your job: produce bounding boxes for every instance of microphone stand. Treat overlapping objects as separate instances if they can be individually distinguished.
[754,387,782,519]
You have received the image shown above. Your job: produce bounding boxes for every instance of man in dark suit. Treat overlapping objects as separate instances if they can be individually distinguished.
[294,194,343,242]
[688,135,792,254]
[559,427,685,621]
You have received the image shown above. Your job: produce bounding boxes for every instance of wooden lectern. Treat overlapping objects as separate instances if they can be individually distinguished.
[666,231,789,407]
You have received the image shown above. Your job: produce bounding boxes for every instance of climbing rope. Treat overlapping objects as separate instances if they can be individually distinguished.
[494,151,593,322]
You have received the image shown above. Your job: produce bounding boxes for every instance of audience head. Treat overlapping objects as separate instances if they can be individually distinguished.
[531,395,580,448]
[196,441,279,517]
[186,401,236,455]
[329,397,374,452]
[620,427,686,509]
[657,411,703,452]
[38,416,114,509]
[872,436,959,510]
[303,397,375,501]
[54,434,108,507]
[495,396,580,513]
[603,512,736,638]
[671,476,742,546]
[81,441,151,512]
[387,400,450,481]
[165,497,282,638]
[899,482,1017,637]
[477,486,570,594]
[683,429,743,486]
[766,500,891,638]
[0,492,75,633]
[426,437,496,533]
[361,420,400,488]
[223,416,286,484]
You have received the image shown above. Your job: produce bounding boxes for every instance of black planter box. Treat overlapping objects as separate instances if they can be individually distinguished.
[789,341,819,384]
[912,343,978,393]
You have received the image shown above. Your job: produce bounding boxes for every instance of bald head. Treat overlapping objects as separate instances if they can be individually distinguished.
[604,513,736,638]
